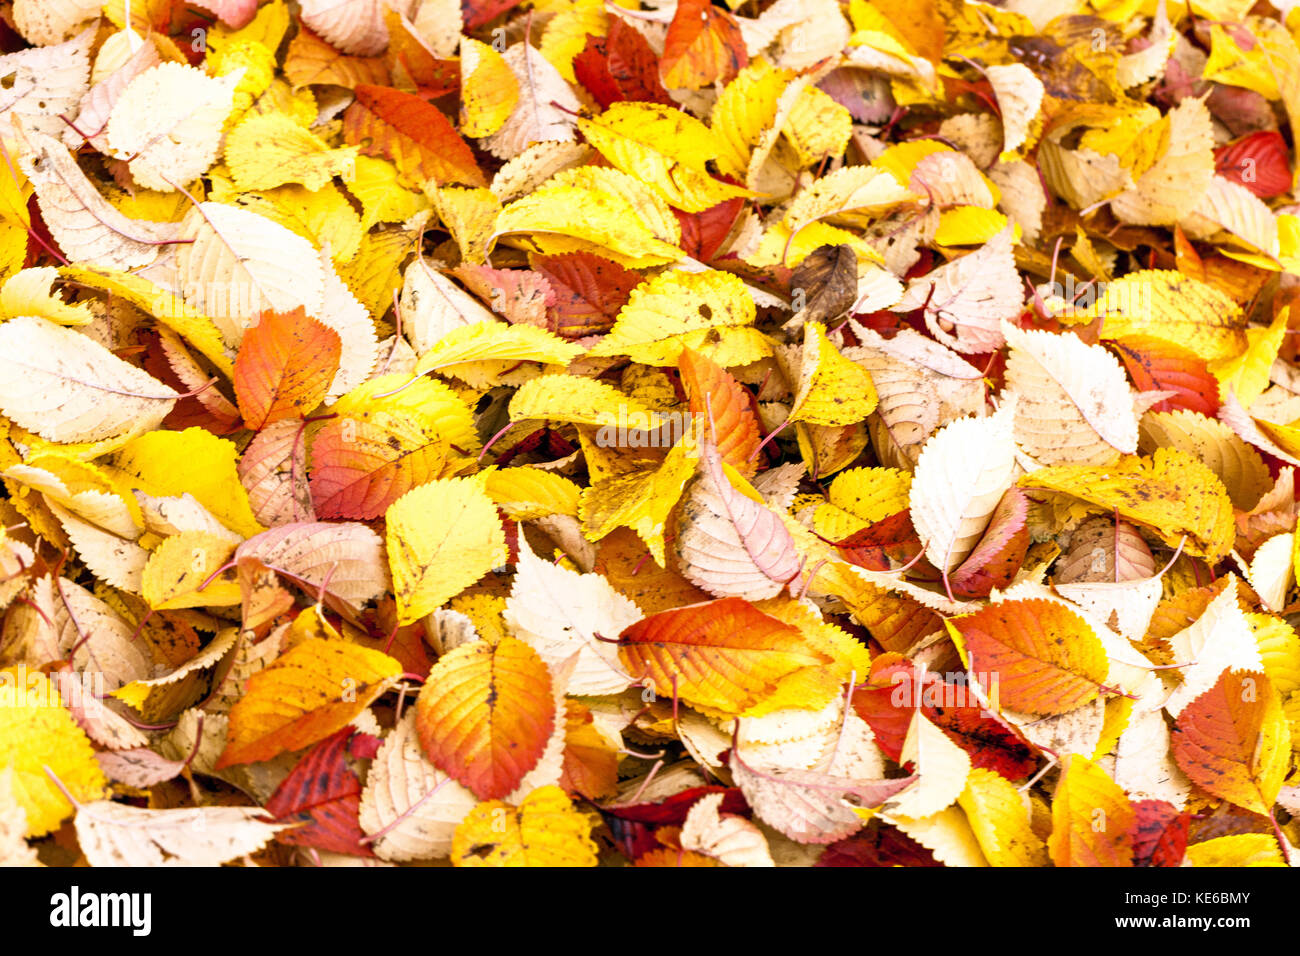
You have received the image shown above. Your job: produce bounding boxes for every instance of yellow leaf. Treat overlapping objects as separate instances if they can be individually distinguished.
[579,438,699,564]
[415,322,582,377]
[1209,306,1289,408]
[577,103,751,213]
[589,270,758,365]
[934,206,1016,247]
[225,111,359,192]
[141,531,240,609]
[1048,754,1135,867]
[0,267,93,325]
[787,322,879,427]
[484,467,581,519]
[1018,449,1236,560]
[427,185,500,265]
[113,427,265,539]
[1184,833,1287,866]
[451,785,598,866]
[0,670,106,837]
[509,374,664,429]
[386,476,507,625]
[343,156,428,231]
[957,767,1049,867]
[460,37,520,138]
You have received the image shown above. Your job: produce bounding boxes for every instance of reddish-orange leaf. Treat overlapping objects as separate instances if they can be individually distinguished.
[414,636,555,801]
[233,307,341,431]
[1171,669,1290,816]
[1110,335,1220,416]
[383,8,459,97]
[673,196,745,262]
[660,0,748,90]
[834,511,923,572]
[635,847,720,866]
[949,598,1109,716]
[344,85,486,187]
[678,348,760,475]
[531,252,641,339]
[617,597,832,715]
[264,727,376,856]
[309,416,450,520]
[216,639,402,768]
[573,19,673,109]
[1128,799,1189,867]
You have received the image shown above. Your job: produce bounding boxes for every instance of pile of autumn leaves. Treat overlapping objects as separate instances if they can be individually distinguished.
[1,0,1300,867]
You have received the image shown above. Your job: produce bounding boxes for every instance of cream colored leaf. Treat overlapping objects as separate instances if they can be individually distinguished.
[0,29,93,139]
[358,710,479,861]
[48,502,148,593]
[105,62,241,191]
[844,324,985,470]
[1001,319,1139,465]
[0,769,39,867]
[909,397,1018,574]
[399,257,495,355]
[20,131,180,270]
[1111,97,1215,226]
[235,522,389,611]
[885,806,989,867]
[300,0,405,56]
[986,64,1044,157]
[12,0,100,46]
[74,800,289,867]
[680,792,776,867]
[675,440,803,601]
[1247,532,1294,614]
[0,316,178,442]
[886,711,972,819]
[892,227,1022,354]
[502,535,638,696]
[318,248,379,401]
[176,203,326,346]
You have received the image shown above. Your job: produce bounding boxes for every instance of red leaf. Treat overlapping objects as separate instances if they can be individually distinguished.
[1215,131,1292,199]
[573,20,673,108]
[673,196,745,262]
[852,656,1038,780]
[265,727,379,856]
[1110,335,1221,416]
[660,0,748,90]
[816,826,942,866]
[463,0,524,29]
[834,511,923,572]
[531,252,640,338]
[947,487,1031,598]
[233,307,341,430]
[344,85,485,187]
[1128,799,1190,867]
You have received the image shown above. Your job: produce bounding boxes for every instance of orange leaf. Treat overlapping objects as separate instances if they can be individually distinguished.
[1171,669,1290,815]
[233,307,341,430]
[415,636,555,801]
[1048,754,1135,867]
[343,85,486,188]
[559,700,619,801]
[310,416,451,520]
[215,638,402,768]
[678,348,759,475]
[616,597,833,714]
[949,598,1109,715]
[660,0,748,91]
